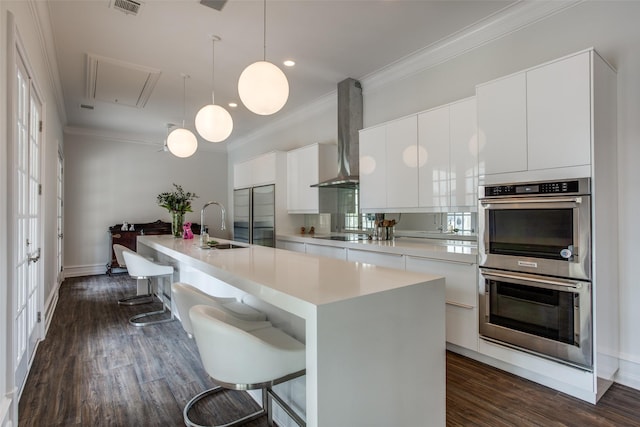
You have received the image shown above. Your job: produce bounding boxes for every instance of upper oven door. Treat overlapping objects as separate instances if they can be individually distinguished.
[479,195,591,280]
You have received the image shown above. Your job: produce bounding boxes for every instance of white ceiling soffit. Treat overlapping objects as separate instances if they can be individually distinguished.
[86,53,160,108]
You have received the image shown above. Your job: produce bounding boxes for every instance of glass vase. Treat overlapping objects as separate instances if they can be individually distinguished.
[171,211,185,238]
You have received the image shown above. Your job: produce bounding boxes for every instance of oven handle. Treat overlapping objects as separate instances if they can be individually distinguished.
[480,196,584,206]
[480,269,587,292]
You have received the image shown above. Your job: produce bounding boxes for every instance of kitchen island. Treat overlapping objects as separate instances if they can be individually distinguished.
[137,234,446,427]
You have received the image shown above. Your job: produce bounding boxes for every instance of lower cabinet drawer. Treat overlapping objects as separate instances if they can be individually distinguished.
[347,249,405,270]
[305,243,347,261]
[277,240,306,253]
[446,303,478,352]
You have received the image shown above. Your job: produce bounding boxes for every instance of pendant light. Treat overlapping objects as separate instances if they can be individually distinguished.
[237,0,289,116]
[167,74,198,158]
[195,35,233,142]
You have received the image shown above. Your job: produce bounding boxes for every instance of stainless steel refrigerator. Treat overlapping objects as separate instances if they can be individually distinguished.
[233,184,275,247]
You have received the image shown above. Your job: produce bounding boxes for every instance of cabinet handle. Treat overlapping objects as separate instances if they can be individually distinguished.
[407,256,475,266]
[445,300,474,309]
[350,249,403,257]
[113,234,121,238]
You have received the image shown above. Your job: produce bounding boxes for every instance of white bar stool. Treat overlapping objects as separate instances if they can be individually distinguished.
[113,244,154,306]
[122,250,174,326]
[172,283,271,427]
[189,304,306,427]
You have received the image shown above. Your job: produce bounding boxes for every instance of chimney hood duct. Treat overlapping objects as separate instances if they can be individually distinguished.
[311,78,362,188]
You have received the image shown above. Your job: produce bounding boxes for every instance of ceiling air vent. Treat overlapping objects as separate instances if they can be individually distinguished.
[200,0,228,12]
[110,0,143,16]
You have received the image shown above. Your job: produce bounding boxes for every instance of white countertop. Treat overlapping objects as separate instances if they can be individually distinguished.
[278,233,478,264]
[138,235,444,317]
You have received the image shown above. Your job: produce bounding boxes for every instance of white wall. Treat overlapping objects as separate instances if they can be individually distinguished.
[226,2,640,390]
[63,132,228,276]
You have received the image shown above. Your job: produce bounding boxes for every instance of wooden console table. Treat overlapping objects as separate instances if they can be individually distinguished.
[106,219,200,274]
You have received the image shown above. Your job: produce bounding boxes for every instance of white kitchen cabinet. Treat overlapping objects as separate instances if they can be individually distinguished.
[418,97,477,210]
[359,125,387,210]
[305,243,347,261]
[405,255,478,351]
[347,248,405,270]
[476,72,527,176]
[359,115,418,211]
[527,51,591,170]
[449,98,478,209]
[385,115,419,209]
[477,50,597,178]
[286,143,337,214]
[418,106,450,209]
[233,151,280,189]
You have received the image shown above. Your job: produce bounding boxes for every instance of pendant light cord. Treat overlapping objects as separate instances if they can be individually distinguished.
[263,0,266,61]
[211,38,216,103]
[181,74,187,128]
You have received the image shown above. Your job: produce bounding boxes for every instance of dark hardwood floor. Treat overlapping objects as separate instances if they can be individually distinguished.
[19,275,640,426]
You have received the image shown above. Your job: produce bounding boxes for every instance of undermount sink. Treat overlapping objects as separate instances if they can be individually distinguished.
[210,243,247,250]
[198,243,248,250]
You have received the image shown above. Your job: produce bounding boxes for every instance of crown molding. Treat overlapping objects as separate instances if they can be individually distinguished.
[361,0,582,93]
[226,90,336,152]
[229,1,581,151]
[28,0,67,124]
[64,126,227,153]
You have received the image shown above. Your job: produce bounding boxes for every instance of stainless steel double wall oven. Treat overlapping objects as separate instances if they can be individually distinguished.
[478,178,593,370]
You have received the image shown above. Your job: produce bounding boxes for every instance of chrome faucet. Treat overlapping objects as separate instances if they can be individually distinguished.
[200,201,226,235]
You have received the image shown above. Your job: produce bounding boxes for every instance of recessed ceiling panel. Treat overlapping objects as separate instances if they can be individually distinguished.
[86,53,161,108]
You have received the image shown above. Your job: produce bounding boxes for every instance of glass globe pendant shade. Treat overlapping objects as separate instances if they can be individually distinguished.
[166,128,198,158]
[238,60,289,115]
[195,103,233,142]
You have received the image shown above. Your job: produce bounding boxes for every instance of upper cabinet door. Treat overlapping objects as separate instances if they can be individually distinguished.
[477,73,527,175]
[359,125,387,210]
[287,145,320,213]
[234,160,253,189]
[527,52,591,170]
[385,115,419,209]
[418,106,450,209]
[449,98,478,209]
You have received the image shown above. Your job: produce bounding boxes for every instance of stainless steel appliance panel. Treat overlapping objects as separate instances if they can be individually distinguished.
[251,185,275,247]
[233,185,275,247]
[479,269,592,369]
[479,178,591,281]
[233,188,250,244]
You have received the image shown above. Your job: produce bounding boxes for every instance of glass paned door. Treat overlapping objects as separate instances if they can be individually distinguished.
[14,52,42,391]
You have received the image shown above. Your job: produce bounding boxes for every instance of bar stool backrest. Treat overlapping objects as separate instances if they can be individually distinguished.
[189,304,305,386]
[122,250,173,279]
[172,282,270,335]
[113,244,132,268]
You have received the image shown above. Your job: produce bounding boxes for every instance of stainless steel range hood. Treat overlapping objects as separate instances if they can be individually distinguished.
[311,78,362,188]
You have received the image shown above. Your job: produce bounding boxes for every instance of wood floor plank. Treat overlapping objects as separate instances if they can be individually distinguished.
[18,275,640,426]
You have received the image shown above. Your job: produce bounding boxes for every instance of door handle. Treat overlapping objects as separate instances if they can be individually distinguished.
[29,248,41,263]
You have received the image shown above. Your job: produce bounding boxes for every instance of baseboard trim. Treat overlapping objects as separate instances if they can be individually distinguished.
[43,281,60,334]
[615,356,640,391]
[64,264,106,278]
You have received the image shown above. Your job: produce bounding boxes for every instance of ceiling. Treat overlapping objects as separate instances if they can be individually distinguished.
[47,0,516,150]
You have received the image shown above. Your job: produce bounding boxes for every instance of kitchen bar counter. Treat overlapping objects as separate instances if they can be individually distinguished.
[137,234,446,427]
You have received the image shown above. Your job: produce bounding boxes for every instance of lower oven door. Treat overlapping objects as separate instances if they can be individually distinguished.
[479,268,592,370]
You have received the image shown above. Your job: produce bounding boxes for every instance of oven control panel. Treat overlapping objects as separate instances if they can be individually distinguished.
[481,178,589,197]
